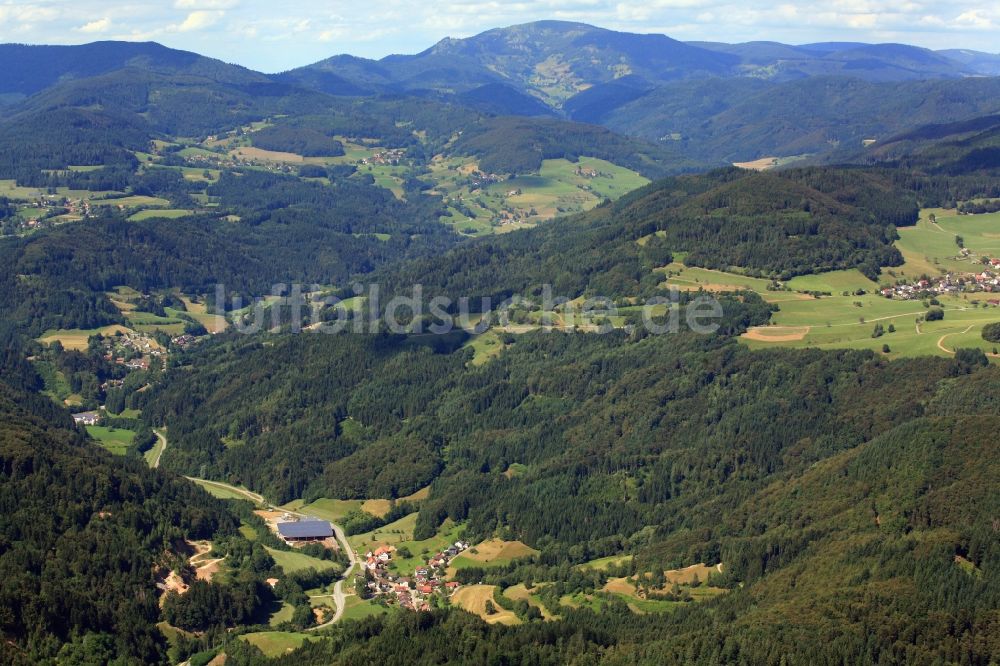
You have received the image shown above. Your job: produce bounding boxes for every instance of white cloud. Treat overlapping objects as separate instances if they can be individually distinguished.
[953,10,994,29]
[174,0,239,8]
[76,17,113,33]
[0,3,60,23]
[176,9,224,31]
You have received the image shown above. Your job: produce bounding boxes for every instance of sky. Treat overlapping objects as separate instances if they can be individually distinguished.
[1,0,997,72]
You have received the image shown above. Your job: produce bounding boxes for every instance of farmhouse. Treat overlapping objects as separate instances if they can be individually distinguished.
[276,519,333,542]
[72,411,100,426]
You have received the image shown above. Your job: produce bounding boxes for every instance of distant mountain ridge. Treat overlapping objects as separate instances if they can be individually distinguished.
[279,21,738,106]
[280,20,993,109]
[0,41,264,101]
[2,24,999,166]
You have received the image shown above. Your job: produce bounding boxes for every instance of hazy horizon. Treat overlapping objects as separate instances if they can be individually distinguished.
[0,1,997,72]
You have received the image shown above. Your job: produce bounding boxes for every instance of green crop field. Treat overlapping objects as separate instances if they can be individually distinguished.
[86,426,136,455]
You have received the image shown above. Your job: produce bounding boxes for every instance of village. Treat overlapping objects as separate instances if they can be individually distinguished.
[879,257,1000,301]
[358,539,470,611]
[259,511,472,613]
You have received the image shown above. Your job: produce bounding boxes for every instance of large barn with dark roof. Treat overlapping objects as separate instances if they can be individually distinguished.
[277,519,333,542]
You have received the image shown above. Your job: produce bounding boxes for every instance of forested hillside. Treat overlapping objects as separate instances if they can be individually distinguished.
[0,171,455,335]
[596,76,1000,162]
[2,25,1000,666]
[376,166,918,310]
[0,333,238,664]
[137,304,1000,665]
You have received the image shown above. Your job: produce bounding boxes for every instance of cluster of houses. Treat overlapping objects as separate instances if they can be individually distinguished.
[361,540,470,611]
[360,149,405,167]
[573,166,604,179]
[467,171,506,191]
[171,334,199,348]
[99,333,162,370]
[880,262,1000,300]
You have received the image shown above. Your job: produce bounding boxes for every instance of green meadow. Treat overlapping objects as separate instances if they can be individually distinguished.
[428,156,648,235]
[264,547,340,575]
[86,425,136,455]
[887,208,1000,279]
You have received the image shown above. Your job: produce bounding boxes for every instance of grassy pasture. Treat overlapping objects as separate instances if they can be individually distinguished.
[887,208,1000,278]
[341,594,391,622]
[600,563,726,613]
[288,498,363,523]
[143,429,166,467]
[86,425,136,455]
[128,209,194,221]
[451,585,520,625]
[264,547,339,574]
[576,554,634,571]
[38,325,133,350]
[745,298,1000,357]
[504,584,558,620]
[399,485,431,502]
[428,156,647,234]
[785,269,879,294]
[360,499,393,518]
[448,539,539,573]
[462,329,508,366]
[240,631,317,657]
[90,195,170,208]
[660,250,1000,358]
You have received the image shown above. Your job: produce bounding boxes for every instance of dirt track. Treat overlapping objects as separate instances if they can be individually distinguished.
[742,326,811,342]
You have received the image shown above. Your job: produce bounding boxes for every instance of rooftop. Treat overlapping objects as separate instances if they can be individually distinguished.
[276,519,333,539]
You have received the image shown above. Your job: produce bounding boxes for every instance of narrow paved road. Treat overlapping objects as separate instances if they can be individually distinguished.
[308,520,358,629]
[150,428,168,469]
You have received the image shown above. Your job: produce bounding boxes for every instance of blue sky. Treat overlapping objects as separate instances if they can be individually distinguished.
[1,0,997,72]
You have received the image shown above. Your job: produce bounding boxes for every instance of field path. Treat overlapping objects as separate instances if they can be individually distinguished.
[187,477,265,505]
[937,325,975,355]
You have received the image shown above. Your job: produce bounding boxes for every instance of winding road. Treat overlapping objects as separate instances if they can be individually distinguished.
[308,520,358,630]
[181,476,357,628]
